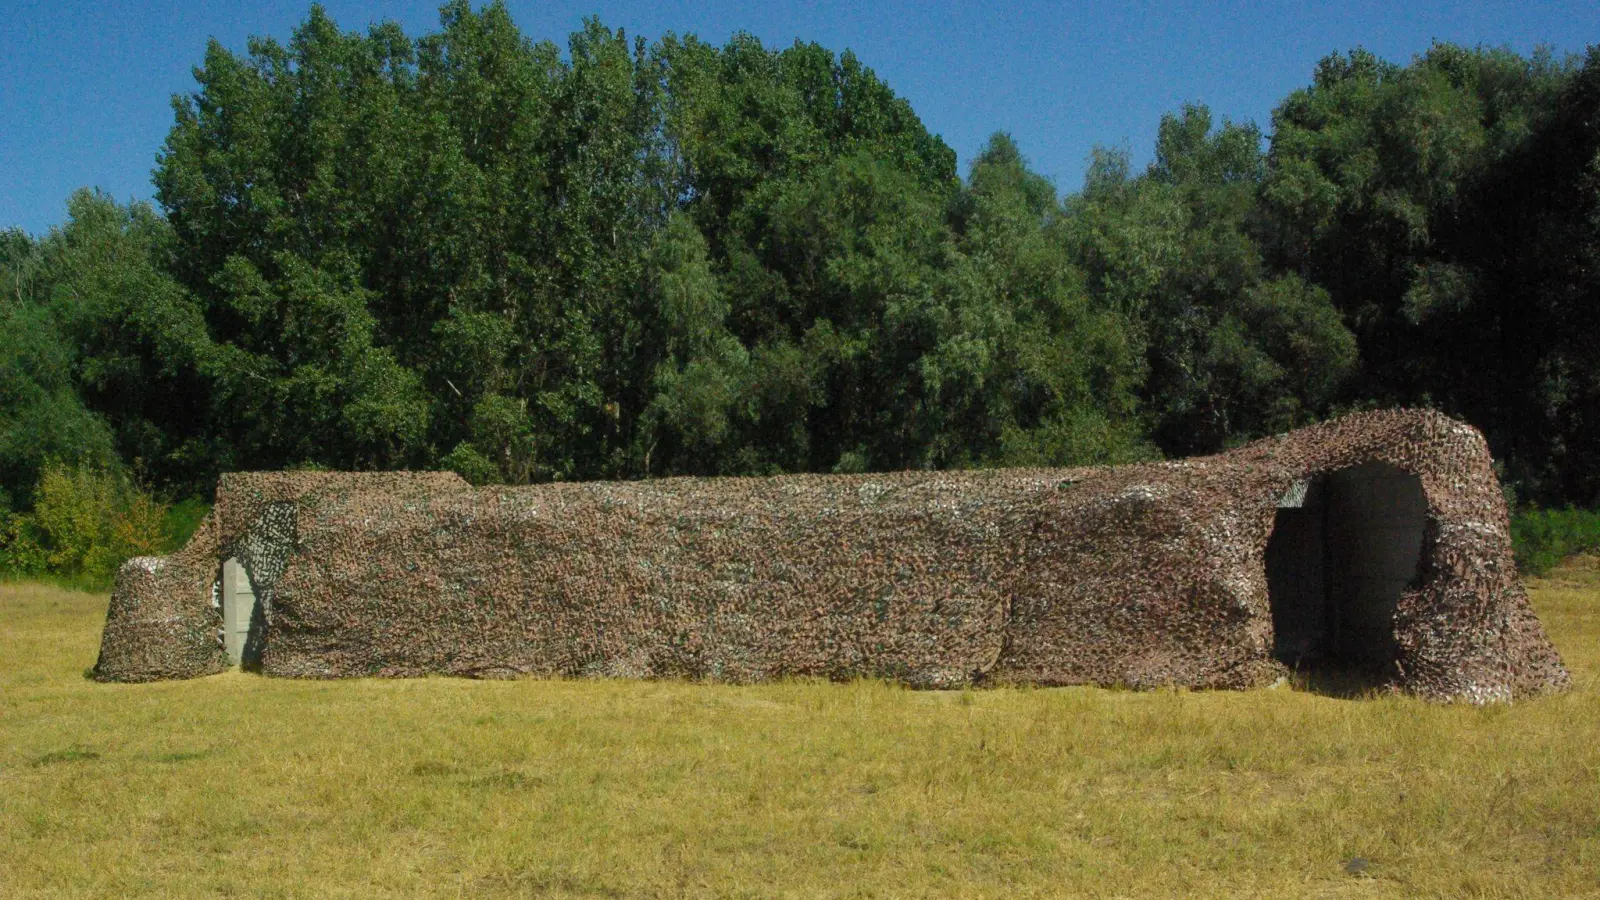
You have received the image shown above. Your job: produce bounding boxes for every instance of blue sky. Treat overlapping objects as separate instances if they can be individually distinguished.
[2,0,1596,235]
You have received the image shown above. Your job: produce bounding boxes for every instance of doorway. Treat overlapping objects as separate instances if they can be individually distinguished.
[1264,463,1428,680]
[220,558,260,667]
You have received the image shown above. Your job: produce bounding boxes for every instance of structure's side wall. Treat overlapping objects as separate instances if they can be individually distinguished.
[985,480,1280,690]
[261,475,1034,686]
[259,472,1281,690]
[256,471,1283,690]
[93,409,1571,701]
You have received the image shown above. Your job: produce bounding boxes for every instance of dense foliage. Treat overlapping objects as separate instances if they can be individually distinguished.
[2,3,1597,579]
[1512,507,1600,576]
[0,463,207,588]
[1263,45,1600,505]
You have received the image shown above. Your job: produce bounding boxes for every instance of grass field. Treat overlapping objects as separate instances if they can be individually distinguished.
[3,564,1599,899]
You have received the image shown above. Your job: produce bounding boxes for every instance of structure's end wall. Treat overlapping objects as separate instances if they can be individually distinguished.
[92,471,469,682]
[1246,408,1569,702]
[91,513,227,682]
[1500,592,1573,698]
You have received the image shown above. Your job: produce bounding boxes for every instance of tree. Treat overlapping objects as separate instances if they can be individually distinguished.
[946,134,1150,466]
[1262,43,1587,501]
[1453,49,1600,504]
[634,213,750,474]
[1066,107,1356,455]
[153,3,675,482]
[0,226,118,507]
[20,7,1594,513]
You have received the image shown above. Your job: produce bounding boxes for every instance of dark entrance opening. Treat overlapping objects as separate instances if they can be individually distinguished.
[1264,463,1427,688]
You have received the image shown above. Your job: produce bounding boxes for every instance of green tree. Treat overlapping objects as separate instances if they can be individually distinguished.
[1453,49,1600,504]
[0,227,119,507]
[1262,43,1587,500]
[946,134,1150,466]
[1067,107,1356,454]
[155,3,675,482]
[39,4,1595,515]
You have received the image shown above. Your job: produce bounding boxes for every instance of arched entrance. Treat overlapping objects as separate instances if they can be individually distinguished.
[1265,462,1428,680]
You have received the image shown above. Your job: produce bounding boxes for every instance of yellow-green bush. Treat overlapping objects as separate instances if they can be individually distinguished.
[0,463,174,588]
[0,510,49,575]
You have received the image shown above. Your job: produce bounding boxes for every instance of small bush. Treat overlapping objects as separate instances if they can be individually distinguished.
[441,442,499,486]
[30,464,122,576]
[1511,507,1600,576]
[0,509,49,576]
[162,497,211,547]
[0,463,176,588]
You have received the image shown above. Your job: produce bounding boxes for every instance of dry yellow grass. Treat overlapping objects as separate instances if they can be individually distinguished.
[3,562,1599,899]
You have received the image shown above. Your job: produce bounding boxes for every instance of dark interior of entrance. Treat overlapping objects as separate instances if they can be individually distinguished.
[1264,463,1427,678]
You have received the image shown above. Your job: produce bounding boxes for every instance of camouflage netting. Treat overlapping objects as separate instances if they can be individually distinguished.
[93,410,1569,702]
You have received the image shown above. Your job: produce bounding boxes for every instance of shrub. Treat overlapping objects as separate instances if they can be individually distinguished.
[30,464,124,577]
[162,497,211,547]
[441,442,499,486]
[1511,507,1600,577]
[0,509,49,576]
[0,463,174,588]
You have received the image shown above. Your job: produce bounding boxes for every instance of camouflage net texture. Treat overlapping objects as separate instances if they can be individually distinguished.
[92,409,1569,702]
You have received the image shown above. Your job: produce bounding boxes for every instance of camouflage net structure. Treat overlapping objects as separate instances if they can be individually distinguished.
[93,409,1569,702]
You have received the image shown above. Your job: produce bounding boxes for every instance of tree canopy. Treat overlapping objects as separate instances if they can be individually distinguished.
[3,3,1596,513]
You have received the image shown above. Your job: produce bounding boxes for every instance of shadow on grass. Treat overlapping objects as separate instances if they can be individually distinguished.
[30,746,100,766]
[1284,662,1400,700]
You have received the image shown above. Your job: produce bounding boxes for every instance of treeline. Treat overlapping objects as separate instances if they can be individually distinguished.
[3,3,1598,549]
